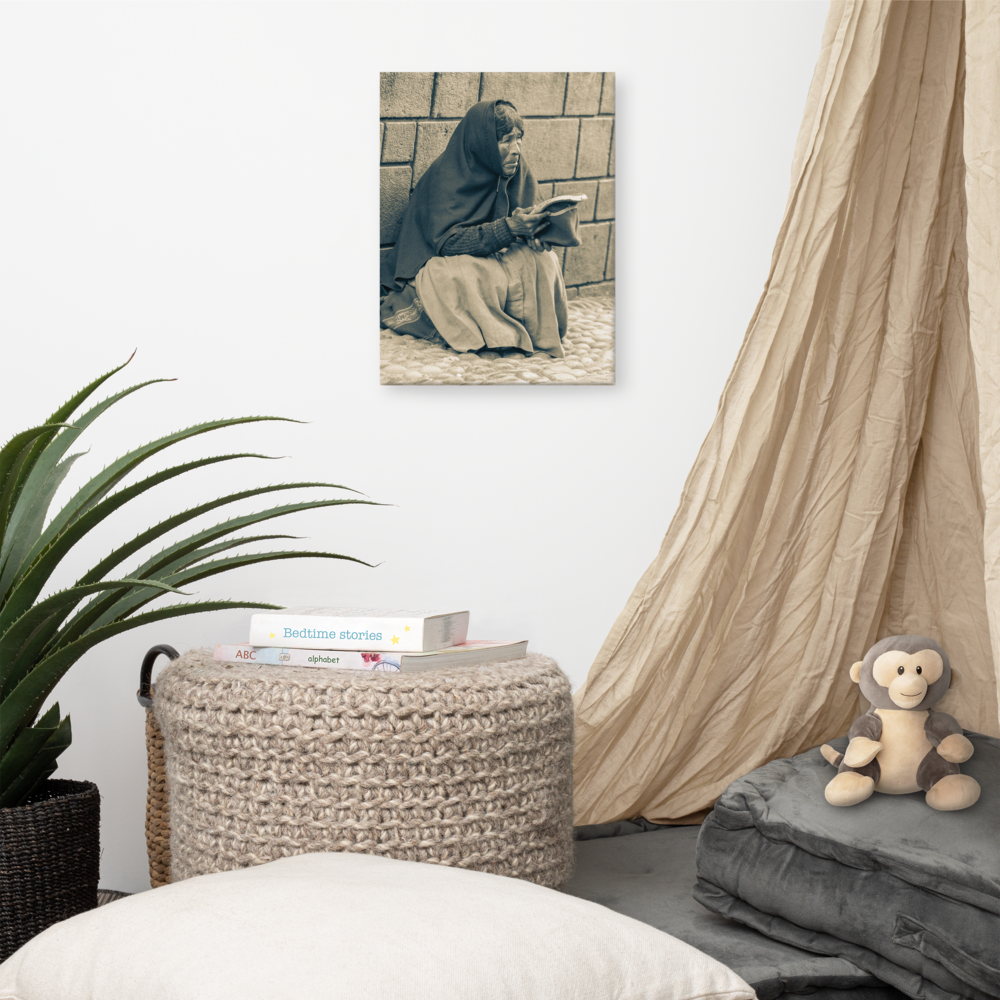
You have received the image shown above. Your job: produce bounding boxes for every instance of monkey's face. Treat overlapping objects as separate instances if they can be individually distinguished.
[870,649,944,708]
[851,635,952,711]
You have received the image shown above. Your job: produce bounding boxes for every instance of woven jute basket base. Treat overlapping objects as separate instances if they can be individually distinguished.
[144,706,172,887]
[155,649,575,888]
[0,779,100,962]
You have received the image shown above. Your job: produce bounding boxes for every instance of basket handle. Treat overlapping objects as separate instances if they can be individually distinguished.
[137,645,180,708]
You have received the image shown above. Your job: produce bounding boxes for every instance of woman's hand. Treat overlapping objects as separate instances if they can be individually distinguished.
[509,206,550,239]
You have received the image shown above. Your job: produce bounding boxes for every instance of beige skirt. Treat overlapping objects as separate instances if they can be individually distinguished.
[414,244,568,357]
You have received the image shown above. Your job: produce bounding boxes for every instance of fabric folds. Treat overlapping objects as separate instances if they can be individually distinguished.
[380,100,540,293]
[964,1,1000,736]
[573,0,1000,826]
[693,735,1000,1000]
[415,244,568,357]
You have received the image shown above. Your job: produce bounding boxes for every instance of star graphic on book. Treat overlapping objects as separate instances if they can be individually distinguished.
[269,632,275,639]
[404,626,411,632]
[391,635,400,645]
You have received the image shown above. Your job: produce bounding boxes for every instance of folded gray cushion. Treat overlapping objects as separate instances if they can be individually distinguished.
[694,733,999,1000]
[564,822,907,1000]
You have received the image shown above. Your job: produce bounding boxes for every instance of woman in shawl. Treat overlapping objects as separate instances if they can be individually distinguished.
[380,100,568,358]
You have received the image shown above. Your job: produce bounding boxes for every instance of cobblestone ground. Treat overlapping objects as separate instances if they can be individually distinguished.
[380,297,614,385]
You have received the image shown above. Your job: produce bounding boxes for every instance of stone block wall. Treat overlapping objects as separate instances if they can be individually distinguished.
[381,72,615,298]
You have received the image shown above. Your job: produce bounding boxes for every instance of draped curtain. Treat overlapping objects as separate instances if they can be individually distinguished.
[573,0,1000,827]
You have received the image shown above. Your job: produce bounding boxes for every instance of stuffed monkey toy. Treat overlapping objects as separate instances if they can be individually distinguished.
[821,635,980,811]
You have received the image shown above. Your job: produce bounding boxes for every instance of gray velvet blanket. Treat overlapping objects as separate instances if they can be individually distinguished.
[565,822,907,1000]
[694,733,999,1000]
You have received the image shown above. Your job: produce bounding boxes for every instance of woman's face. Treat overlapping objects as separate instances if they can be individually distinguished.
[498,130,523,177]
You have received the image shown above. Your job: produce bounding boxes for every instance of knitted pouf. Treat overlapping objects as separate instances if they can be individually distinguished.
[154,649,574,888]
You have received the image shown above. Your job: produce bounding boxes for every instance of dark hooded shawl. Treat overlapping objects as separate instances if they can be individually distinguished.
[380,100,540,292]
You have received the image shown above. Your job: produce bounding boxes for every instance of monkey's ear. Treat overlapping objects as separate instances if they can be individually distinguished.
[949,668,961,690]
[850,661,863,683]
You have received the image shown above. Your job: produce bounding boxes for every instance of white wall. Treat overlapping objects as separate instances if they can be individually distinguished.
[0,1,828,893]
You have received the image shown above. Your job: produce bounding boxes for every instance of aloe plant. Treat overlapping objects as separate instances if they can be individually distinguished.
[0,356,376,808]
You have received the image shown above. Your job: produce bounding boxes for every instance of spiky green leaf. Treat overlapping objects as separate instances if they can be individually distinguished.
[0,577,186,696]
[1,600,280,755]
[0,703,61,805]
[77,549,370,636]
[77,483,362,587]
[44,354,138,426]
[49,534,299,654]
[0,351,136,540]
[47,496,373,653]
[1,452,85,601]
[0,377,174,592]
[0,474,350,637]
[0,713,72,807]
[0,451,274,613]
[6,416,299,605]
[34,416,301,560]
[0,425,75,510]
[0,357,380,807]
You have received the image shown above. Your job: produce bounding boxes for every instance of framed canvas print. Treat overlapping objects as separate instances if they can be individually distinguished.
[379,72,615,385]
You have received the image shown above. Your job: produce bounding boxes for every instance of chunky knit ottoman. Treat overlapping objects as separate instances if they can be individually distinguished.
[154,649,574,888]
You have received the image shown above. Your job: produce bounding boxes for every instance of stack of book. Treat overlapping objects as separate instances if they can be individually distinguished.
[214,608,528,673]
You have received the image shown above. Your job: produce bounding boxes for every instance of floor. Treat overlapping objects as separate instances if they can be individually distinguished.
[97,889,130,905]
[380,296,615,385]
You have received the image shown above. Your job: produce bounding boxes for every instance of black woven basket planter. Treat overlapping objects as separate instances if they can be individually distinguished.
[0,779,100,962]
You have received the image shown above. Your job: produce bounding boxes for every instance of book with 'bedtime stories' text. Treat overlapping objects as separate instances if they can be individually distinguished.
[247,608,470,652]
[214,639,528,673]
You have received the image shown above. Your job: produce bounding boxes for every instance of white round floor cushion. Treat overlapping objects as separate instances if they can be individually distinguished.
[0,852,755,1000]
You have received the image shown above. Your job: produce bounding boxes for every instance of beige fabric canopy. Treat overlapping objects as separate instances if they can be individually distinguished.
[573,0,1000,827]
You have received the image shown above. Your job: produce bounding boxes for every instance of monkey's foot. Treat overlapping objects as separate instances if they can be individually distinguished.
[825,771,875,807]
[925,774,981,811]
[820,744,841,766]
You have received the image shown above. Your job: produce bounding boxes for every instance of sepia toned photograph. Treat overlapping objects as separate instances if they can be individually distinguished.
[380,72,615,385]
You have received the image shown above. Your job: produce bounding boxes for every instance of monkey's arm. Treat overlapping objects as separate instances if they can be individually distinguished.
[843,712,883,768]
[925,711,973,763]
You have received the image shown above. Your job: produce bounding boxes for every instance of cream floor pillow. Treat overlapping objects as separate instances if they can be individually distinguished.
[0,852,755,1000]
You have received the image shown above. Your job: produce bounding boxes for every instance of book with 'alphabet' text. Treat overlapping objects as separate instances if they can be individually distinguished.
[214,639,528,672]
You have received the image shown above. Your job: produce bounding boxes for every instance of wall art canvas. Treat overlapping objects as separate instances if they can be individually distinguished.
[379,72,615,386]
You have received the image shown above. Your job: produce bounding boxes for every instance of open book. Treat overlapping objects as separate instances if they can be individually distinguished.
[534,193,588,216]
[526,193,587,247]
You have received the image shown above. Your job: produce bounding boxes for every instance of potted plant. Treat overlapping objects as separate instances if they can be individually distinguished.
[0,356,374,960]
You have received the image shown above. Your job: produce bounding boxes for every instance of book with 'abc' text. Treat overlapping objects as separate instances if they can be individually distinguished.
[214,639,528,673]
